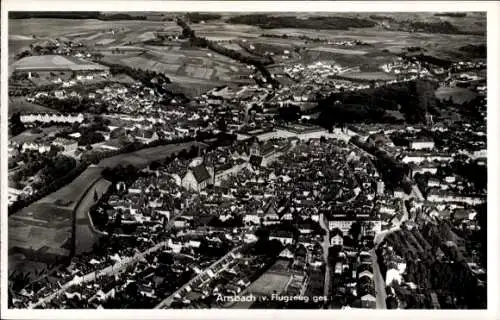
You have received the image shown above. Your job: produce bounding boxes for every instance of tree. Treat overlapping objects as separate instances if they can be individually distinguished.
[349,221,362,242]
[125,281,138,297]
[267,239,284,257]
[9,112,26,136]
[149,161,161,171]
[115,212,122,227]
[78,131,105,146]
[93,52,104,61]
[217,117,227,132]
[255,227,270,242]
[278,105,301,122]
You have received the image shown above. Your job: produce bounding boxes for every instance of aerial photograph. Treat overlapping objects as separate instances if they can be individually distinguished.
[6,11,487,310]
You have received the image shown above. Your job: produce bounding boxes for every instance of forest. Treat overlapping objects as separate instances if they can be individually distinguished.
[314,79,437,128]
[227,14,376,30]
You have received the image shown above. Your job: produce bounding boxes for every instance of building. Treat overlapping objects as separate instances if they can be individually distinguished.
[182,165,212,192]
[409,139,435,150]
[269,230,294,245]
[360,294,376,308]
[51,138,78,153]
[401,152,453,164]
[326,213,382,235]
[22,142,51,153]
[8,188,24,205]
[427,189,485,205]
[376,180,385,196]
[20,113,84,124]
[330,228,344,247]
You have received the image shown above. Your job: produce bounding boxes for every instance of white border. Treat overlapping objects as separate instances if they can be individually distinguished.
[1,1,499,320]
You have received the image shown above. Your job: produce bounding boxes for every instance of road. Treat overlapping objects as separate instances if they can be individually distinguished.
[370,249,387,309]
[318,213,331,304]
[371,199,410,310]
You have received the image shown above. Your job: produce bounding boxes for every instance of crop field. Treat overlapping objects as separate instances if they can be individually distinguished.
[435,86,478,104]
[9,18,165,38]
[309,46,368,55]
[38,166,105,210]
[9,202,73,275]
[97,141,199,168]
[101,44,250,92]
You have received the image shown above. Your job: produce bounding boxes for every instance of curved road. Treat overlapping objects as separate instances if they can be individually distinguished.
[318,213,331,305]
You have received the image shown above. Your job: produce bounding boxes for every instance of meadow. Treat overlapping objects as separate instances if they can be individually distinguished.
[9,97,58,116]
[246,271,291,296]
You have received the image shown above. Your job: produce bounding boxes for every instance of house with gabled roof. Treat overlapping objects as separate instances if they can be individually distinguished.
[182,165,212,192]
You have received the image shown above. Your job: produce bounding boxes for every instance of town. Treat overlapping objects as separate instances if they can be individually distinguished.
[7,11,487,310]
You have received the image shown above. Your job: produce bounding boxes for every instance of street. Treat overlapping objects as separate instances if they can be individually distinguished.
[370,249,387,309]
[318,214,331,304]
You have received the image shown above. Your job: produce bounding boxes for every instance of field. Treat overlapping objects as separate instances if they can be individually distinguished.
[308,46,368,55]
[340,71,397,81]
[101,44,249,96]
[38,166,105,210]
[74,178,112,254]
[8,202,73,276]
[435,86,478,104]
[9,97,58,116]
[246,271,291,296]
[98,141,200,168]
[9,15,485,94]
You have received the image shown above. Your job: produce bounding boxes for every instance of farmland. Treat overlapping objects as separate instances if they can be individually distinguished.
[98,141,199,168]
[308,47,368,55]
[9,14,485,96]
[340,71,397,81]
[37,166,105,210]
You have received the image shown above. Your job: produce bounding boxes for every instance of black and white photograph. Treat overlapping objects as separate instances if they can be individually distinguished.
[1,1,499,319]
